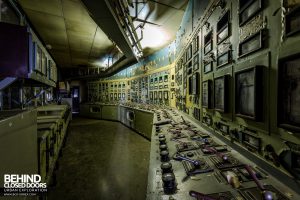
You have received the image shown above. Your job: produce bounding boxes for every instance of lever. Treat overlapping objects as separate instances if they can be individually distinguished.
[171,138,188,148]
[181,116,191,127]
[189,190,217,200]
[173,153,201,166]
[181,116,185,123]
[244,165,274,200]
[192,137,209,144]
[204,146,228,162]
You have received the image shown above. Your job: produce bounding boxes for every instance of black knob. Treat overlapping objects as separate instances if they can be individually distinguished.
[161,162,172,174]
[162,173,176,194]
[159,138,166,145]
[187,152,194,157]
[160,150,169,162]
[159,144,168,151]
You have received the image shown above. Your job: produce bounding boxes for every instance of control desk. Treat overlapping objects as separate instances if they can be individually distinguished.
[147,108,300,200]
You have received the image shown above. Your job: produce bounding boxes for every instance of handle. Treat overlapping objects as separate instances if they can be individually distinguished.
[245,165,274,200]
[204,146,228,162]
[181,116,186,123]
[173,153,201,166]
[171,138,187,145]
[51,133,57,144]
[48,143,55,157]
[244,165,265,190]
[192,137,209,143]
[126,111,135,122]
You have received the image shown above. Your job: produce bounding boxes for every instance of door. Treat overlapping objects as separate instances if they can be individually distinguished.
[71,86,80,113]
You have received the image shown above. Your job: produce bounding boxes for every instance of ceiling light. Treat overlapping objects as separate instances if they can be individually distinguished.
[141,25,169,48]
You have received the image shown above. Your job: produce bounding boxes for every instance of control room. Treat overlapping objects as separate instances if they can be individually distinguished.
[0,0,300,199]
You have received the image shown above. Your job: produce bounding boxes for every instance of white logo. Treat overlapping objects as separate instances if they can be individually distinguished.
[2,174,47,196]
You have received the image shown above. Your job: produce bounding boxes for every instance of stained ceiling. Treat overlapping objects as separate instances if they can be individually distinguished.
[17,0,188,71]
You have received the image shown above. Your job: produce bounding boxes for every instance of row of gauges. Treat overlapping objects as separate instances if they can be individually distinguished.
[150,91,169,101]
[150,75,168,84]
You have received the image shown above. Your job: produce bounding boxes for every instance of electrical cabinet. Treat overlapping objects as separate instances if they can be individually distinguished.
[0,110,38,187]
[37,128,51,183]
[36,104,71,184]
[134,110,153,139]
[102,105,118,121]
[0,23,57,87]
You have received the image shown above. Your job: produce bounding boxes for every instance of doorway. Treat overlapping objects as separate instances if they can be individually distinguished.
[71,86,80,113]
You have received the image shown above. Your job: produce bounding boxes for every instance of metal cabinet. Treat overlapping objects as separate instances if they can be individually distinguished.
[37,129,51,183]
[79,104,101,119]
[80,104,154,139]
[118,106,127,124]
[119,106,135,129]
[0,110,38,187]
[102,105,118,121]
[125,109,135,129]
[36,104,71,184]
[37,123,58,163]
[134,110,153,139]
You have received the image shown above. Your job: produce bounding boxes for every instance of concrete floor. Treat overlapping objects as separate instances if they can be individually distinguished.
[48,117,150,200]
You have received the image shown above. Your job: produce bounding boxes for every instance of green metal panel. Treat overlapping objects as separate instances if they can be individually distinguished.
[102,105,118,121]
[134,110,153,140]
[37,129,50,183]
[79,104,102,119]
[0,109,38,187]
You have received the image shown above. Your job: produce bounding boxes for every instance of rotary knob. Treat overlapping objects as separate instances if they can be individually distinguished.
[159,137,166,145]
[156,127,161,133]
[160,150,169,162]
[162,173,176,194]
[187,152,194,157]
[159,144,168,151]
[161,162,173,174]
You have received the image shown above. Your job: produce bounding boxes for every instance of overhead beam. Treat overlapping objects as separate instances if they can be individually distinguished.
[81,0,136,60]
[65,55,136,80]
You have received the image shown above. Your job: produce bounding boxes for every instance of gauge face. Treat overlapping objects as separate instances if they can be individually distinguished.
[214,76,225,111]
[164,91,168,100]
[279,56,300,130]
[202,80,212,108]
[235,67,259,119]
